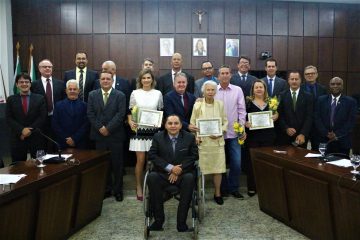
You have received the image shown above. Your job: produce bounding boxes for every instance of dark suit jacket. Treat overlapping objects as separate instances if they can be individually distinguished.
[164,90,196,131]
[63,68,99,102]
[230,73,257,97]
[262,76,287,98]
[148,130,198,174]
[278,89,314,137]
[87,88,126,141]
[52,98,89,149]
[300,82,327,101]
[30,78,65,111]
[6,93,47,140]
[157,71,195,95]
[314,94,357,149]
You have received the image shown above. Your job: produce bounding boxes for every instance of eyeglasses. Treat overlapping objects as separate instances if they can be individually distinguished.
[304,72,317,76]
[40,66,53,69]
[18,81,30,84]
[202,67,213,71]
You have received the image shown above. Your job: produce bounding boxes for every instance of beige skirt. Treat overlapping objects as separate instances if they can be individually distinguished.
[198,144,226,175]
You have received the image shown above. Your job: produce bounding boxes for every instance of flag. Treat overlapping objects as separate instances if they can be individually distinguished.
[13,42,22,95]
[28,44,36,81]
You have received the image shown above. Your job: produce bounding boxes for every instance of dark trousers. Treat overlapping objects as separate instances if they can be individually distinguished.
[96,140,124,195]
[147,171,194,226]
[10,133,45,163]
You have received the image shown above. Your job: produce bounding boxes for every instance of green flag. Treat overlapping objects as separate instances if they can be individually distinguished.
[13,54,22,94]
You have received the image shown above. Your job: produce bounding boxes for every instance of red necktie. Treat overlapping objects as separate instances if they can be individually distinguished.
[21,95,28,115]
[46,78,53,112]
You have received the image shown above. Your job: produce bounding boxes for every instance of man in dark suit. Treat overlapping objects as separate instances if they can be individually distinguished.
[52,80,89,149]
[30,59,65,151]
[300,65,328,150]
[278,71,314,148]
[6,73,47,163]
[63,51,99,102]
[230,56,257,97]
[262,58,287,98]
[314,77,357,155]
[194,61,219,98]
[87,71,126,201]
[157,53,195,95]
[147,114,198,232]
[164,73,197,132]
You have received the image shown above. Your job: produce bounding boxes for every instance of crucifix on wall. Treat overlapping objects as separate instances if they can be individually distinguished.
[193,10,206,29]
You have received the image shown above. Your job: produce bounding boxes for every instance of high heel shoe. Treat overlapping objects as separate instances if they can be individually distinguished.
[136,190,143,201]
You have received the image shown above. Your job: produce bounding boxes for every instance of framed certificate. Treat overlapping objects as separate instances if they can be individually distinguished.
[138,109,163,128]
[196,118,222,137]
[248,111,274,130]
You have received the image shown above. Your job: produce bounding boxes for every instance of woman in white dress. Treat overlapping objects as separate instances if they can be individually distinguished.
[127,69,163,201]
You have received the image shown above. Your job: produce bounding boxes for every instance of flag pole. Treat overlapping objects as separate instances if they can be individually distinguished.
[28,43,33,74]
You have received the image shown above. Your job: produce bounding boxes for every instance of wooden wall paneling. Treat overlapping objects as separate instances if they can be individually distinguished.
[158,1,175,33]
[272,36,288,70]
[29,36,45,71]
[256,1,273,36]
[333,38,347,72]
[240,35,257,70]
[191,35,208,70]
[317,71,333,87]
[12,0,29,35]
[29,0,45,34]
[256,36,272,70]
[125,1,142,33]
[224,1,240,34]
[142,1,159,33]
[348,39,360,72]
[44,35,61,76]
[334,6,348,38]
[93,0,109,34]
[318,38,333,72]
[346,73,360,96]
[158,34,173,70]
[109,34,127,74]
[76,35,94,69]
[287,36,303,71]
[304,3,319,37]
[44,0,61,34]
[61,35,77,71]
[319,4,334,37]
[208,2,224,34]
[288,2,303,36]
[175,2,192,33]
[109,1,125,33]
[208,35,224,70]
[93,34,109,73]
[333,72,347,94]
[124,34,142,79]
[175,35,192,70]
[240,1,256,35]
[76,0,93,34]
[347,6,360,38]
[142,34,159,74]
[61,0,77,34]
[303,37,318,68]
[191,2,208,34]
[273,2,288,36]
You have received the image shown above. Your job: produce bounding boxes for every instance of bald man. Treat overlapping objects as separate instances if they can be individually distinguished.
[157,53,194,95]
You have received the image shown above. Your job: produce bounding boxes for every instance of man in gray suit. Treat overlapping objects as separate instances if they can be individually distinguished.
[87,71,126,201]
[230,56,257,97]
[194,61,219,98]
[262,58,287,98]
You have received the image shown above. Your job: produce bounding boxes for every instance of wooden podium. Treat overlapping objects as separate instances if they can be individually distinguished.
[0,149,109,240]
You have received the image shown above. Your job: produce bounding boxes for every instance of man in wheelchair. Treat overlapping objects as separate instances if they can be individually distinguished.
[147,114,199,232]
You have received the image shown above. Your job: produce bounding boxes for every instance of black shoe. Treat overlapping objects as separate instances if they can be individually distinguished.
[104,191,111,199]
[177,224,193,232]
[149,221,164,231]
[214,195,224,205]
[231,191,244,200]
[247,190,256,197]
[115,192,123,202]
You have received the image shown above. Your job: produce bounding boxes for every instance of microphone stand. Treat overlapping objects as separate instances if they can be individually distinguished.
[34,129,65,162]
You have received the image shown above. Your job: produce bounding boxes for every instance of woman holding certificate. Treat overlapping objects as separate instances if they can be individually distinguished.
[128,69,163,201]
[244,79,278,197]
[190,81,228,205]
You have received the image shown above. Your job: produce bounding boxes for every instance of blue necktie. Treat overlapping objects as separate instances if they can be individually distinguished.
[268,78,273,96]
[171,138,177,153]
[241,74,246,81]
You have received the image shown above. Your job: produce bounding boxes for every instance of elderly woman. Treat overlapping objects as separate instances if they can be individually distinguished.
[190,80,228,205]
[127,69,163,201]
[244,79,278,197]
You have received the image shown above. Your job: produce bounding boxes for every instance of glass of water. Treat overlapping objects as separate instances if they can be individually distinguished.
[350,154,360,175]
[318,143,327,165]
[36,150,46,168]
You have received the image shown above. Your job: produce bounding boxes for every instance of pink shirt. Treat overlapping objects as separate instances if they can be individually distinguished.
[215,83,246,139]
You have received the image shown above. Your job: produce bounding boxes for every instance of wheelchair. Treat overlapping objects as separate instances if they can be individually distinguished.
[143,161,205,240]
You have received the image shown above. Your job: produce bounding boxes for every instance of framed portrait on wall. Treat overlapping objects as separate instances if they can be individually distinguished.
[225,39,239,57]
[160,38,174,56]
[193,38,207,56]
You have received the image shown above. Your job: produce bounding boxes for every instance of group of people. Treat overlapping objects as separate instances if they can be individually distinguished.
[5,51,358,232]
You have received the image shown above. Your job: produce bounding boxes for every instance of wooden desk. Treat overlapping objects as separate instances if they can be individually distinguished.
[0,149,109,240]
[251,146,360,240]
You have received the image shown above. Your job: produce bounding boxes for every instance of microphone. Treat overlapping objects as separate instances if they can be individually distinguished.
[33,128,65,163]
